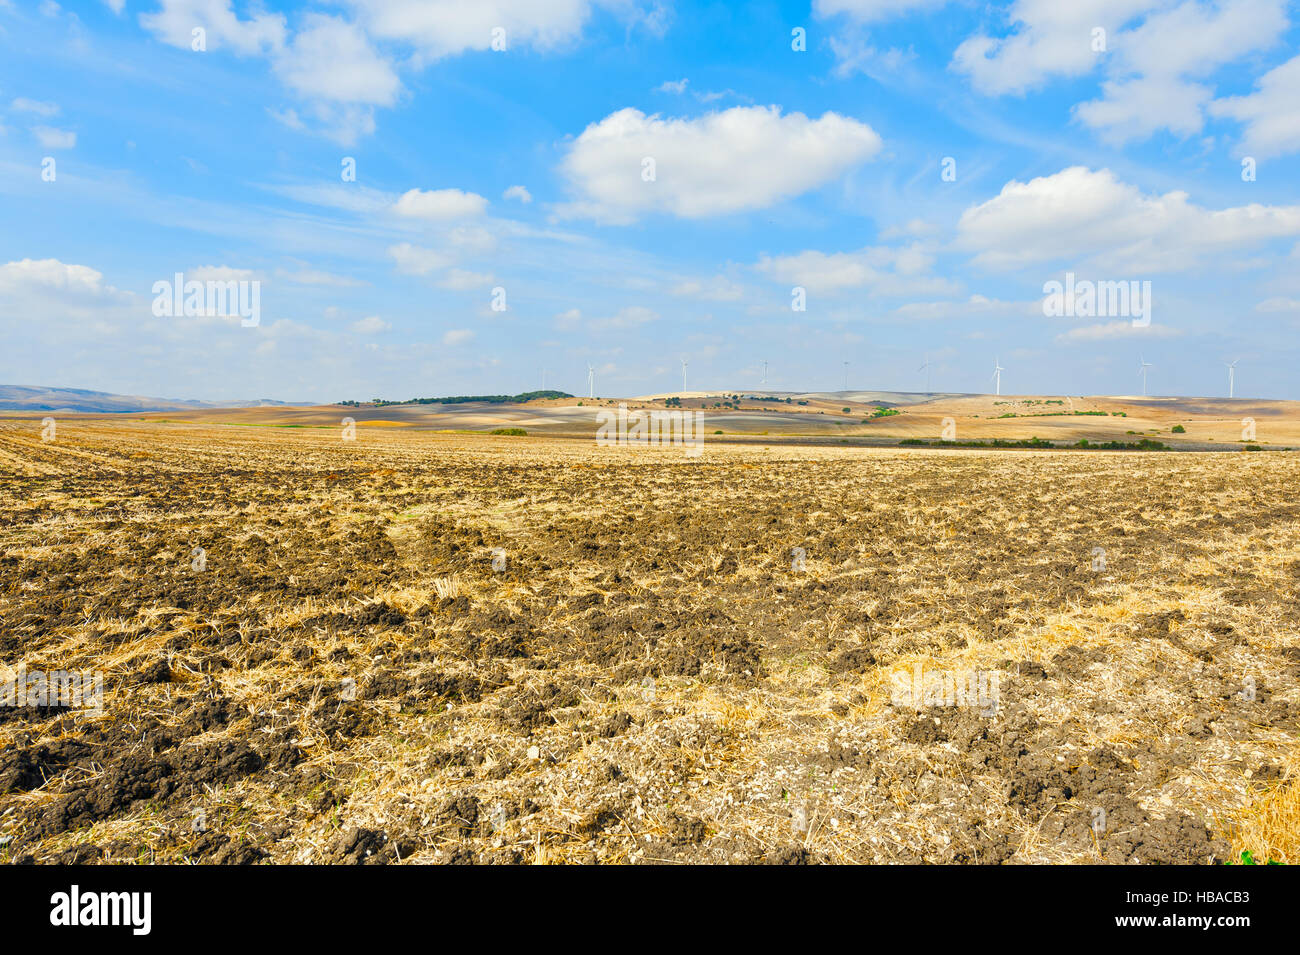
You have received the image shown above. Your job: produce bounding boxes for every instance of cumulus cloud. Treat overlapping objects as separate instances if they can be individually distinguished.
[557,106,882,222]
[393,188,488,220]
[955,166,1300,272]
[140,0,287,55]
[503,184,532,203]
[950,0,1289,144]
[274,14,401,106]
[951,1,1157,96]
[0,258,122,297]
[441,328,474,346]
[1210,54,1300,159]
[1072,0,1288,144]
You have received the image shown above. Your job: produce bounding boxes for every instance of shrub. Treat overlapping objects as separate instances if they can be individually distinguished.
[1172,424,1186,433]
[490,428,527,436]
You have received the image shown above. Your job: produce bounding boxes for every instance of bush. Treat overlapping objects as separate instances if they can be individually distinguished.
[489,428,527,436]
[1172,424,1186,433]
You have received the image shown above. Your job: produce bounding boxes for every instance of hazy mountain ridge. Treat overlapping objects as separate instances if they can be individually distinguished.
[0,386,303,413]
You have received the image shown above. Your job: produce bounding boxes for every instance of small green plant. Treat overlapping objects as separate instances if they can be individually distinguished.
[489,428,527,436]
[1228,850,1283,865]
[1172,424,1186,433]
[842,407,851,413]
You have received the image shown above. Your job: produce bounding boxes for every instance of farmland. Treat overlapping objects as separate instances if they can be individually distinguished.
[1,418,1297,864]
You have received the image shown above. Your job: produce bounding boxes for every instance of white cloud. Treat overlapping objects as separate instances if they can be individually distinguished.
[1055,321,1181,343]
[1073,75,1210,143]
[952,1,1153,96]
[275,266,365,287]
[955,166,1300,272]
[950,0,1289,144]
[441,328,474,346]
[140,0,287,55]
[1210,54,1300,159]
[671,275,744,301]
[393,187,488,220]
[1255,296,1300,314]
[754,243,954,296]
[103,0,125,14]
[880,218,941,239]
[189,265,258,282]
[274,14,401,106]
[0,258,121,298]
[655,78,688,94]
[558,106,882,222]
[351,315,390,334]
[814,0,948,21]
[387,243,453,275]
[588,306,658,330]
[503,184,532,203]
[554,308,582,330]
[889,294,1038,322]
[344,0,593,64]
[11,98,59,116]
[438,268,494,290]
[1073,0,1288,143]
[33,126,76,149]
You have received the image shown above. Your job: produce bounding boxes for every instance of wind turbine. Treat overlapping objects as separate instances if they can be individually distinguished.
[761,360,768,389]
[1138,355,1152,396]
[918,356,932,393]
[1225,359,1239,399]
[843,361,849,392]
[991,357,1004,397]
[680,357,688,394]
[586,363,595,399]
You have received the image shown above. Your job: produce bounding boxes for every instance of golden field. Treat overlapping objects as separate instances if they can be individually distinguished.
[1,418,1297,864]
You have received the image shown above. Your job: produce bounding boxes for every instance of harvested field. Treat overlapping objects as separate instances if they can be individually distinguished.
[1,420,1297,864]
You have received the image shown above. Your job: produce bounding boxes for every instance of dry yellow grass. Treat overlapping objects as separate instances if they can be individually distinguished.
[0,418,1296,864]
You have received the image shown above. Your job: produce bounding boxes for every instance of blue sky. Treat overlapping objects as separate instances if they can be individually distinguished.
[2,0,1300,402]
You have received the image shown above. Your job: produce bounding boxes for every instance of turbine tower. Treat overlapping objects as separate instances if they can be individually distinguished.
[761,360,767,389]
[680,357,688,394]
[918,357,932,393]
[1138,355,1152,396]
[991,357,1004,397]
[1225,359,1239,399]
[843,361,849,392]
[587,363,594,399]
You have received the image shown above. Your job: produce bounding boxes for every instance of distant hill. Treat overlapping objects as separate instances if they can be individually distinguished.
[0,385,304,413]
[339,390,574,407]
